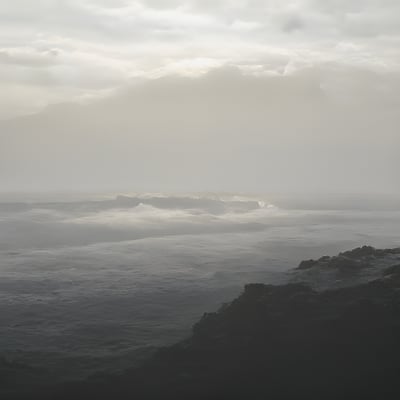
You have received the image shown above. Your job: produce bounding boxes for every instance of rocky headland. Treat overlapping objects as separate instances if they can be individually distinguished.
[6,246,400,400]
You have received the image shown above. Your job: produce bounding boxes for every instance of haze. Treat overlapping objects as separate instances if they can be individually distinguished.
[1,0,399,194]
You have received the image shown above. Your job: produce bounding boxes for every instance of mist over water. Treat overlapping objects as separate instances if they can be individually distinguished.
[1,192,400,383]
[1,1,400,397]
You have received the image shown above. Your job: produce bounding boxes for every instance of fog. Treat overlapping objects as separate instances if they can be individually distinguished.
[1,1,400,396]
[1,66,400,194]
[1,0,400,194]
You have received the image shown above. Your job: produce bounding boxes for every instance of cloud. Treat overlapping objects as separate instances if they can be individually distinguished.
[1,65,399,194]
[0,0,399,118]
[0,48,59,67]
[282,16,305,33]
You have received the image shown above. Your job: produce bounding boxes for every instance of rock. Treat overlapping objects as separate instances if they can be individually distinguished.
[297,259,318,270]
[339,245,378,258]
[383,264,400,276]
[296,245,400,273]
[21,247,400,400]
[340,245,400,259]
[326,256,368,271]
[46,270,400,400]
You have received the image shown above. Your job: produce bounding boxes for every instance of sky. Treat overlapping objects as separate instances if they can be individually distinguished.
[1,0,400,194]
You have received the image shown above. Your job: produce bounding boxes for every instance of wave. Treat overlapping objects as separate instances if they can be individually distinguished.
[0,194,282,251]
[0,194,274,215]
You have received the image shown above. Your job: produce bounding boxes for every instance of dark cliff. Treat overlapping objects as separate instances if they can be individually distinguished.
[9,247,400,400]
[38,249,400,400]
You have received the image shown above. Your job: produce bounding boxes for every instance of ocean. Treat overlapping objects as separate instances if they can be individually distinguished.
[1,192,399,385]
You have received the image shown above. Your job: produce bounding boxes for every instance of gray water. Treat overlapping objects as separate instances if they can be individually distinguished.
[0,192,399,383]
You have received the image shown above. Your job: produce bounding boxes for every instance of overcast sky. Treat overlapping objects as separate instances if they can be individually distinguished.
[1,1,400,194]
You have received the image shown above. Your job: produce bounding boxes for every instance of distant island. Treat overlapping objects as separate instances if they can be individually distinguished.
[7,246,400,400]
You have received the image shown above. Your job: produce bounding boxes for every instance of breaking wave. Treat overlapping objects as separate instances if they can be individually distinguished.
[0,194,282,251]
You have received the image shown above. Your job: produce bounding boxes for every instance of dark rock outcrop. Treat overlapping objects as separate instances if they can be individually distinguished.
[9,246,400,400]
[296,245,400,272]
[297,259,319,270]
[340,246,400,259]
[39,265,400,400]
[383,264,400,277]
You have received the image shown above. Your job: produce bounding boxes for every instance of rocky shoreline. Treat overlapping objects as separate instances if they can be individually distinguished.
[297,245,400,271]
[7,246,400,399]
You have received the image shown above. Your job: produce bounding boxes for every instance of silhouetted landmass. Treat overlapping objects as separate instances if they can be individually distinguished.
[6,246,400,399]
[297,245,400,271]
